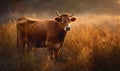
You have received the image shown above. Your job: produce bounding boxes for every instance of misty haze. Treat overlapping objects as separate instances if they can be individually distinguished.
[0,0,120,71]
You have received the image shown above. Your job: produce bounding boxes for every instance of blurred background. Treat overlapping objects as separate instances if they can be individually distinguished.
[0,0,120,23]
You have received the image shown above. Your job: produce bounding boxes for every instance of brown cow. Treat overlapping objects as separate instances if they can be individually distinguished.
[17,11,76,59]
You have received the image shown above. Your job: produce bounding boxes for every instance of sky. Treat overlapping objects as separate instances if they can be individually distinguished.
[0,0,120,23]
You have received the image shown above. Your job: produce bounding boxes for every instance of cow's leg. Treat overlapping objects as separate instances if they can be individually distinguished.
[53,42,64,62]
[19,39,25,51]
[53,43,61,58]
[17,33,25,51]
[47,42,55,60]
[47,42,62,60]
[25,40,32,52]
[49,48,54,60]
[54,48,61,59]
[27,44,32,52]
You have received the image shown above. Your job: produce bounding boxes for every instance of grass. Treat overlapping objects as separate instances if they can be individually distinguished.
[0,14,120,71]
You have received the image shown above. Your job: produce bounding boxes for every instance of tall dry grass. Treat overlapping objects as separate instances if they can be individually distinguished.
[0,14,120,71]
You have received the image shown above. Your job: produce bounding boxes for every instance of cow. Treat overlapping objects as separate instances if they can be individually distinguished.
[17,11,76,60]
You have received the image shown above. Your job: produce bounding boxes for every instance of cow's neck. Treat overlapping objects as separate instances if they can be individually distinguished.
[58,28,67,42]
[56,22,68,41]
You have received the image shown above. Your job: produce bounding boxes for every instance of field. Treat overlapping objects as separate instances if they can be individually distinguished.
[0,14,120,71]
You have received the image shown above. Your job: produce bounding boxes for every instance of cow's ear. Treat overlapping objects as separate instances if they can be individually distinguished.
[71,17,76,22]
[55,17,61,22]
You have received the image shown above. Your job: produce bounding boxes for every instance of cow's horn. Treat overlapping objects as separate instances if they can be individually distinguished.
[70,12,74,17]
[56,10,61,16]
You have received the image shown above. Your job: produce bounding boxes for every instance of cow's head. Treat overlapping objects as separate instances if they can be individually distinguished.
[55,11,76,31]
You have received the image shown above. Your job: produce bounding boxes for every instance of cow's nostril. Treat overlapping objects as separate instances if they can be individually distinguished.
[66,27,70,31]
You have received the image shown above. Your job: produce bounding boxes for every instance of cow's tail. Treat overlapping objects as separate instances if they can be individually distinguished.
[16,16,25,47]
[16,20,19,48]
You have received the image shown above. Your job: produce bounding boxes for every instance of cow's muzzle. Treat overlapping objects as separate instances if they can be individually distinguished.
[64,24,71,31]
[66,26,70,31]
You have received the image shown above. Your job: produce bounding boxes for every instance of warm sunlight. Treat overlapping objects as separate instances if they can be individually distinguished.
[117,0,120,4]
[119,0,120,4]
[1,0,120,71]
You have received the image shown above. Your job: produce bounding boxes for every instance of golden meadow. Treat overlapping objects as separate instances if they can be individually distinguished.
[0,14,120,71]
